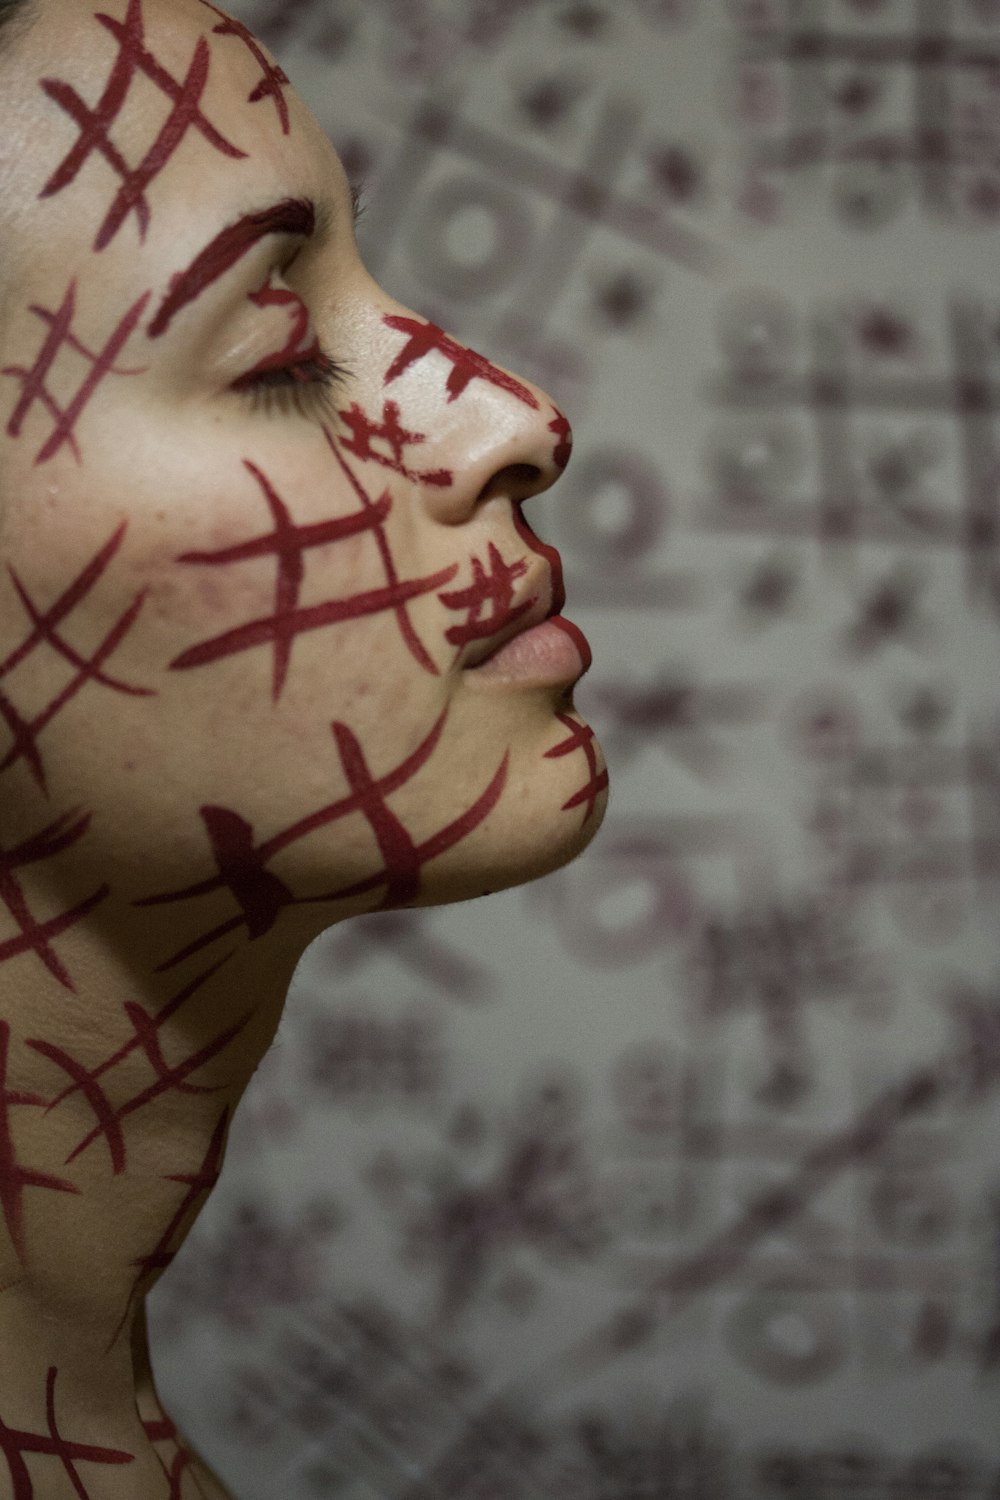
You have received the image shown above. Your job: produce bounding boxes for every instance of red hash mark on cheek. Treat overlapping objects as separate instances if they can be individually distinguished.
[198,0,292,134]
[0,1022,79,1266]
[438,544,534,649]
[134,710,509,968]
[544,711,608,826]
[170,450,456,698]
[0,524,155,793]
[0,1367,134,1499]
[2,284,150,466]
[338,399,454,488]
[383,315,540,409]
[549,409,573,470]
[38,0,247,252]
[0,813,109,993]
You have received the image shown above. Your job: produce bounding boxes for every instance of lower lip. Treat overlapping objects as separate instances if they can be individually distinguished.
[466,616,592,684]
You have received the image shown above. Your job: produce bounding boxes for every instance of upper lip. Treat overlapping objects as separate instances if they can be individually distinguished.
[459,562,556,670]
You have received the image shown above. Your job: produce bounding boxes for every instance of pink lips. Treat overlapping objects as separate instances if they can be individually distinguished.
[466,614,591,685]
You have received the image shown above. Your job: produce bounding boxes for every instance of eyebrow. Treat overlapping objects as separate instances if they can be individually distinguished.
[148,195,333,339]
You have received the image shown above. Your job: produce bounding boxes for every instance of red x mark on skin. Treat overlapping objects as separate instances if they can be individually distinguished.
[544,711,608,826]
[0,1021,79,1266]
[3,284,150,467]
[38,0,246,251]
[383,315,540,409]
[0,1368,134,1500]
[337,399,454,488]
[0,812,109,994]
[438,544,535,650]
[170,451,456,698]
[198,0,292,134]
[0,523,154,792]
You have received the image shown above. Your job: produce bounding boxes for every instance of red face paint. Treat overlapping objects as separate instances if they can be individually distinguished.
[0,524,154,793]
[337,399,454,487]
[383,315,540,409]
[148,199,316,339]
[0,1021,79,1265]
[230,275,321,383]
[512,502,566,614]
[38,0,246,252]
[0,1368,134,1499]
[438,543,535,650]
[135,707,508,965]
[170,450,457,698]
[3,284,150,466]
[544,711,608,826]
[0,812,109,993]
[549,408,573,470]
[198,0,292,135]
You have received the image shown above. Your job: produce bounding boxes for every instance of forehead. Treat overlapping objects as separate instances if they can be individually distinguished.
[0,0,340,291]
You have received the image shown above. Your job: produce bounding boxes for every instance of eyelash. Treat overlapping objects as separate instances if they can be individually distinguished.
[232,348,350,421]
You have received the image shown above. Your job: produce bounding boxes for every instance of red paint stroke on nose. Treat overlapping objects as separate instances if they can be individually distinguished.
[382,315,539,409]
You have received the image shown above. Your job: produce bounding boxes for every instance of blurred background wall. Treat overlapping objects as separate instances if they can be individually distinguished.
[149,2,1000,1495]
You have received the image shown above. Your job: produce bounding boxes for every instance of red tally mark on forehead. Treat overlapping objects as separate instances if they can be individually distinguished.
[544,711,607,826]
[383,315,540,409]
[136,709,508,967]
[38,0,246,253]
[0,524,154,793]
[0,1022,79,1266]
[198,0,292,135]
[0,812,109,993]
[170,455,456,699]
[338,400,454,488]
[0,1368,134,1498]
[3,283,149,466]
[439,545,534,650]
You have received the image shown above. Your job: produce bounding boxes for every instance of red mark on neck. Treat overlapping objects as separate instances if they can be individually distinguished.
[0,811,109,993]
[0,1022,79,1265]
[0,1367,134,1498]
[38,0,246,252]
[149,199,316,338]
[383,315,540,409]
[3,284,150,466]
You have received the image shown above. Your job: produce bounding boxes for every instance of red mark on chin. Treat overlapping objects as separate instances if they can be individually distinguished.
[438,544,534,649]
[136,708,508,965]
[0,524,155,793]
[338,399,454,487]
[198,0,292,134]
[0,812,109,993]
[38,0,246,252]
[544,711,607,826]
[149,200,314,339]
[169,456,456,699]
[0,1368,134,1499]
[549,409,573,470]
[0,1022,79,1266]
[383,315,540,409]
[513,503,566,615]
[3,284,149,466]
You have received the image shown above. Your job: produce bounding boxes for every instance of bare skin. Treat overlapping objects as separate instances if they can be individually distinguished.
[0,0,606,1493]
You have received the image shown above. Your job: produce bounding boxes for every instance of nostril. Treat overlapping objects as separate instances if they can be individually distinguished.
[477,462,544,504]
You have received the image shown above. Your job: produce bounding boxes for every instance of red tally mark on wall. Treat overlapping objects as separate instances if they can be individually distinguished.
[544,711,608,826]
[171,449,456,697]
[136,709,508,967]
[3,284,150,466]
[0,1021,79,1266]
[0,524,154,793]
[383,315,540,409]
[438,544,534,650]
[0,813,108,993]
[0,1369,134,1500]
[38,0,246,252]
[198,0,292,135]
[337,399,454,488]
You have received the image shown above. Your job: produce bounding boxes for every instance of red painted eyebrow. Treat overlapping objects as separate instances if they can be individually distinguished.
[148,197,318,339]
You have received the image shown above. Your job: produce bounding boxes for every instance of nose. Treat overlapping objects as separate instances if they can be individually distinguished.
[376,310,571,525]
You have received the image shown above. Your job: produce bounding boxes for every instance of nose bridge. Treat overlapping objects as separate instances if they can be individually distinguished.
[376,308,570,521]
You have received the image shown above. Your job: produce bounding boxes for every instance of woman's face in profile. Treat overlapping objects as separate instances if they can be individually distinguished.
[0,0,606,937]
